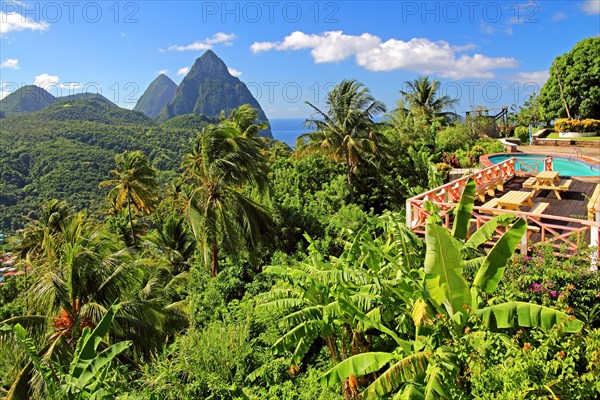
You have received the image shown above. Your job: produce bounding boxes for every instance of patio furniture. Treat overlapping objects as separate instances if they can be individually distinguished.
[529,202,550,217]
[497,190,534,211]
[480,198,500,215]
[474,169,504,202]
[523,171,572,199]
[588,184,600,219]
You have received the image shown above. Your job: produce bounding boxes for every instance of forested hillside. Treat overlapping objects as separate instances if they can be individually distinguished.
[0,102,209,232]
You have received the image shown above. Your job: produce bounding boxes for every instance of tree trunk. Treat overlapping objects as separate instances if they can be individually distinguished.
[126,195,135,244]
[554,63,572,119]
[346,163,354,202]
[211,239,218,277]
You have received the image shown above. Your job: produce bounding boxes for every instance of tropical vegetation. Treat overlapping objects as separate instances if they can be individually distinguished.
[1,38,599,398]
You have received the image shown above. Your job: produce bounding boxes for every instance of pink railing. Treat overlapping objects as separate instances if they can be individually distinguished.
[405,157,600,261]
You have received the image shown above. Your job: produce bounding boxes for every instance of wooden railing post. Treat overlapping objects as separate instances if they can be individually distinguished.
[591,211,599,271]
[521,218,529,255]
[406,200,413,229]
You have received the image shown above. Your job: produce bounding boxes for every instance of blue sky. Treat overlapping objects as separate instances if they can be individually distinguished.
[1,0,599,118]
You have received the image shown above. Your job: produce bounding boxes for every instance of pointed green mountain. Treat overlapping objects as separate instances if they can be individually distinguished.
[133,74,178,118]
[0,85,57,115]
[160,50,272,138]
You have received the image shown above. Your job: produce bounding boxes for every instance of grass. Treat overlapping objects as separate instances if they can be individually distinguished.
[546,133,600,140]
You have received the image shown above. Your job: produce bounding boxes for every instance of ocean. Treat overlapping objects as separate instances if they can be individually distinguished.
[269,118,311,148]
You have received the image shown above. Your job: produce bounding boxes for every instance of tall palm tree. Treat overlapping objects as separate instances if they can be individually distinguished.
[399,76,458,122]
[220,103,269,138]
[297,80,386,201]
[182,117,271,277]
[99,150,158,241]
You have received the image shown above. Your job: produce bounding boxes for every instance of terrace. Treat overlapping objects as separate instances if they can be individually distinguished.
[406,157,600,266]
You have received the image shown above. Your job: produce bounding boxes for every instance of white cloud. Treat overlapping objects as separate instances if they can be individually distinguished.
[157,69,169,75]
[34,73,81,91]
[252,31,381,63]
[228,68,242,77]
[479,23,496,35]
[0,58,19,69]
[252,31,518,79]
[514,70,549,88]
[581,0,600,14]
[34,73,60,88]
[0,11,49,35]
[169,32,236,51]
[0,83,15,99]
[177,67,190,76]
[551,11,567,21]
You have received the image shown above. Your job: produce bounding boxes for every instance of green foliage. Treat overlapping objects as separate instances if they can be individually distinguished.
[514,126,530,144]
[435,124,474,153]
[4,304,131,400]
[539,37,600,120]
[0,113,197,233]
[0,86,56,115]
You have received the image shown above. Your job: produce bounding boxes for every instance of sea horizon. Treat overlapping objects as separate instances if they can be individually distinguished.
[269,118,311,147]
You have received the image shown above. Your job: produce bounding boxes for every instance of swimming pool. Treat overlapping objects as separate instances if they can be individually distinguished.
[486,154,600,177]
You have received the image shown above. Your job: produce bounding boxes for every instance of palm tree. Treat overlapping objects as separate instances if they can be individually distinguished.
[220,103,269,138]
[15,199,73,259]
[99,150,158,241]
[3,213,171,398]
[182,116,271,277]
[399,76,458,122]
[298,80,386,201]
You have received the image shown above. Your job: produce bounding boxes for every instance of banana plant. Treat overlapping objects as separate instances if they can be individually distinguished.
[254,225,423,399]
[319,178,584,399]
[3,304,131,400]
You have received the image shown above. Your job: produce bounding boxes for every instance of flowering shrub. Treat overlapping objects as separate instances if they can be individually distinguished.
[500,244,600,328]
[554,118,600,133]
[441,152,461,167]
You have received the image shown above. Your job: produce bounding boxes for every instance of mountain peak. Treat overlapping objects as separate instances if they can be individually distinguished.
[159,50,272,138]
[133,74,178,118]
[0,85,56,115]
[190,50,230,76]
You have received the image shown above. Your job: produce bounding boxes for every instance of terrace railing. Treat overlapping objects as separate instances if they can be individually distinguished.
[406,157,600,267]
[406,157,517,230]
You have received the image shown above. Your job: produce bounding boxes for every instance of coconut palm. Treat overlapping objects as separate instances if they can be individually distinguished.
[3,213,171,399]
[399,76,458,122]
[182,119,270,277]
[220,103,269,138]
[298,80,386,201]
[99,150,158,241]
[15,199,73,259]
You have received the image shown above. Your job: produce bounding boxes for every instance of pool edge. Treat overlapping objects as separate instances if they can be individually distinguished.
[480,152,600,182]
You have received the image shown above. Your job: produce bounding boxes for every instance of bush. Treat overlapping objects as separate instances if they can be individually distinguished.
[515,126,530,144]
[554,118,600,133]
[436,125,474,153]
[500,245,600,329]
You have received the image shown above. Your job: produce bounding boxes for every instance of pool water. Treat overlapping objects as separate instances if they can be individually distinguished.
[488,154,600,177]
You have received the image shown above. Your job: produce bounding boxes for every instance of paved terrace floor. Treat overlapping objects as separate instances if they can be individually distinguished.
[475,176,598,244]
[516,145,600,161]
